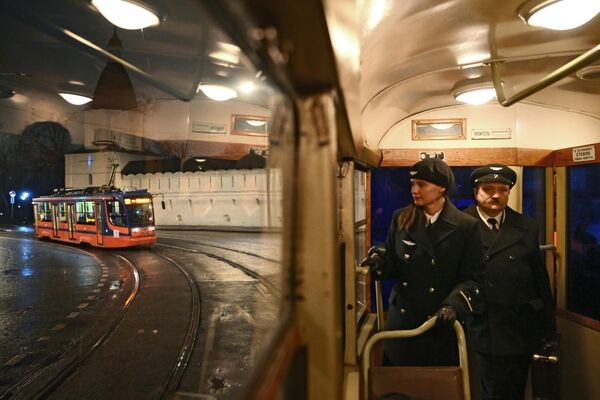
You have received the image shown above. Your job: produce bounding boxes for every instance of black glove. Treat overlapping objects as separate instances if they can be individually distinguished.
[435,305,457,328]
[360,246,386,280]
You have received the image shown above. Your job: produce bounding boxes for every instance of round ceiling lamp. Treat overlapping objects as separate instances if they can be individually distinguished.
[518,0,600,30]
[452,79,497,105]
[91,0,167,30]
[58,92,93,105]
[197,84,238,101]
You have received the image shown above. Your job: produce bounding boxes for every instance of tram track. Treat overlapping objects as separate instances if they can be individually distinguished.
[154,241,281,297]
[1,246,202,400]
[5,255,141,400]
[1,230,281,400]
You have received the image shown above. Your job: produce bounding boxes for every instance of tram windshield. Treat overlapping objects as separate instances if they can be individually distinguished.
[124,197,154,227]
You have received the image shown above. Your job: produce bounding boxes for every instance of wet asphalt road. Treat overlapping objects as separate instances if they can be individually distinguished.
[0,227,282,400]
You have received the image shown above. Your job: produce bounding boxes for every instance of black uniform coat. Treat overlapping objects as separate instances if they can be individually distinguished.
[380,198,484,366]
[463,205,556,355]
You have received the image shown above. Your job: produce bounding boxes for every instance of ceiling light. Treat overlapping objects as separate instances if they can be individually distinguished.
[239,81,255,94]
[58,92,93,105]
[91,0,167,30]
[452,79,497,105]
[197,84,238,101]
[57,82,93,105]
[518,0,600,30]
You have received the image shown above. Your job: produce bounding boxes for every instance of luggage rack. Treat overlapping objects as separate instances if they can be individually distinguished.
[361,279,471,400]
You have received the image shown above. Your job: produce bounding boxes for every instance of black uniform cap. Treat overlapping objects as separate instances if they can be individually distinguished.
[470,164,517,188]
[409,158,454,189]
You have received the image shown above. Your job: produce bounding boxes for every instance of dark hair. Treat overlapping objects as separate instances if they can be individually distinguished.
[397,203,424,231]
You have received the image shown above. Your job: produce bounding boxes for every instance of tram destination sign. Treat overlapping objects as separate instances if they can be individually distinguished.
[572,145,596,162]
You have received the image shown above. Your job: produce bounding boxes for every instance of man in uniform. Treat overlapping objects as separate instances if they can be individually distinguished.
[463,164,556,400]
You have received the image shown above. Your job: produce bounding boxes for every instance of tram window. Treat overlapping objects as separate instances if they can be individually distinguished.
[3,2,293,397]
[76,201,95,224]
[58,203,67,222]
[523,167,546,243]
[126,199,154,227]
[106,200,126,227]
[567,164,600,321]
[355,170,368,318]
[37,202,52,222]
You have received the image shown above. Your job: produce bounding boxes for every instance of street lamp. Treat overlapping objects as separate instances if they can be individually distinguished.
[9,190,15,221]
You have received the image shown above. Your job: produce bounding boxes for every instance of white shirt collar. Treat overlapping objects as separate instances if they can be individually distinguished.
[476,207,505,230]
[425,208,443,225]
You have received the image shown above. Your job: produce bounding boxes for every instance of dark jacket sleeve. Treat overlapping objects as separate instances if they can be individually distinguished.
[378,209,402,280]
[442,214,485,322]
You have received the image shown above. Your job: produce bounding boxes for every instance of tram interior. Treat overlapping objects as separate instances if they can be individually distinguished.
[1,0,600,399]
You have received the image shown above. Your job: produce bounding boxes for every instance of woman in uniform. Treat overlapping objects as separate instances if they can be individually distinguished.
[363,158,484,366]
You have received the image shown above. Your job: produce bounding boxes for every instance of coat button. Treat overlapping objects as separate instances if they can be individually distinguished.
[484,255,491,261]
[400,308,406,314]
[402,282,408,287]
[428,287,435,293]
[431,258,436,265]
[509,255,516,261]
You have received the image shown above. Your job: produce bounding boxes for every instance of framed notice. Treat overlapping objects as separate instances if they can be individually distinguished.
[231,114,271,136]
[412,118,466,140]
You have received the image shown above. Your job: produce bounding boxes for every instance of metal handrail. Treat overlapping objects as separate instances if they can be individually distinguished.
[361,316,471,400]
[356,266,385,331]
[491,43,600,107]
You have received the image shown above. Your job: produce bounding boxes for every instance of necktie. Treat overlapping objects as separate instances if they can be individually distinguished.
[488,218,499,232]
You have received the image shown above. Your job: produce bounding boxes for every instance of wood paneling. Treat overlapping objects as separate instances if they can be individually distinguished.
[553,143,600,167]
[381,147,554,167]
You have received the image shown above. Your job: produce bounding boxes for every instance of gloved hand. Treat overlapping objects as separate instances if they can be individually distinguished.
[360,246,386,280]
[435,305,457,328]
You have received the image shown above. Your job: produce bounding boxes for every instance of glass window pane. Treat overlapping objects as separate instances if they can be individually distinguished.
[523,166,546,242]
[355,169,367,319]
[567,164,600,320]
[1,3,296,397]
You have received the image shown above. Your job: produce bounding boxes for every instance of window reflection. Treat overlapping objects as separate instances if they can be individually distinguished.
[523,167,546,243]
[567,164,600,320]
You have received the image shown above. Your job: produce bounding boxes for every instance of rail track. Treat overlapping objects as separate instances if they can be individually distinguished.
[0,229,281,400]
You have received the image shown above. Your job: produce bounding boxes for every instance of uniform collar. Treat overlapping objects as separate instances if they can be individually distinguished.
[476,206,505,229]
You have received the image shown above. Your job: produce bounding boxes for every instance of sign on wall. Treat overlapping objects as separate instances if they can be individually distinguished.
[572,145,596,162]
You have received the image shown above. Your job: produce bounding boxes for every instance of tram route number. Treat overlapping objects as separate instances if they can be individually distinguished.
[572,145,596,162]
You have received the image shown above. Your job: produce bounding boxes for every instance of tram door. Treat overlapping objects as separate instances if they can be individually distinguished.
[95,202,103,246]
[51,204,59,238]
[67,203,76,241]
